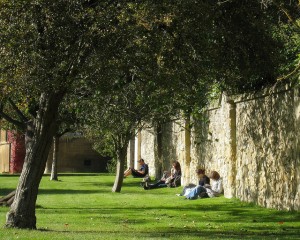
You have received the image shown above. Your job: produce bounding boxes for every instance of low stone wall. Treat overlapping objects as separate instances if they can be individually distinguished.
[133,84,300,211]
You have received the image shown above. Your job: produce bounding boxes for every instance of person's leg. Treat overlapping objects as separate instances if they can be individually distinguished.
[144,180,164,190]
[124,168,132,177]
[186,185,206,200]
[179,184,196,196]
[157,183,167,188]
[149,180,165,189]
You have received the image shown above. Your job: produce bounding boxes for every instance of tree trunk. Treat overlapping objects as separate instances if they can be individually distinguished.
[112,146,127,193]
[50,135,59,181]
[5,92,64,229]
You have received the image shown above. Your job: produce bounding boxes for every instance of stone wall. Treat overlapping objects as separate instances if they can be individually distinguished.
[233,85,300,210]
[131,84,300,210]
[139,127,157,177]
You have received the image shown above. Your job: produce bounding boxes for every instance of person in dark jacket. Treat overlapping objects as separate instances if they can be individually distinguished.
[124,158,149,178]
[176,168,210,196]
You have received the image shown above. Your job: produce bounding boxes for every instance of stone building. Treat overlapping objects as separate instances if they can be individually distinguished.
[0,130,109,174]
[45,133,109,173]
[128,84,300,211]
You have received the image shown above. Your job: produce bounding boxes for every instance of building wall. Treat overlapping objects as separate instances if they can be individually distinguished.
[7,131,25,173]
[139,127,157,177]
[0,130,10,173]
[132,84,300,210]
[233,85,299,210]
[45,134,109,173]
[0,130,25,173]
[0,129,108,174]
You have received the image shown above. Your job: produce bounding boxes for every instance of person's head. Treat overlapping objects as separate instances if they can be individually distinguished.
[196,168,205,178]
[209,171,220,181]
[137,159,145,165]
[172,161,181,171]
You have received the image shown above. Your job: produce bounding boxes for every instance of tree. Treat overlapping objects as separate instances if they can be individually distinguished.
[0,0,126,229]
[79,71,176,192]
[49,103,78,181]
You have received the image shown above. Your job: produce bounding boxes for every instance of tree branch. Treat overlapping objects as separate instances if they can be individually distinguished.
[277,62,300,81]
[0,104,26,130]
[8,98,28,123]
[56,128,71,138]
[274,2,300,29]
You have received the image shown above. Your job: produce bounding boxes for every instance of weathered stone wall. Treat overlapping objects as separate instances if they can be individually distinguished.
[194,84,299,210]
[234,85,300,210]
[137,121,187,181]
[190,94,238,198]
[135,84,299,210]
[139,127,157,177]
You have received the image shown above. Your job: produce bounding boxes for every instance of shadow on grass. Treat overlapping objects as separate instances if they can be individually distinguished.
[36,226,300,240]
[37,202,300,223]
[0,188,16,196]
[43,173,109,177]
[0,174,20,177]
[1,182,142,197]
[38,189,107,195]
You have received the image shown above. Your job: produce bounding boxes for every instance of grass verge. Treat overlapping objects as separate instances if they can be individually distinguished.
[0,174,299,240]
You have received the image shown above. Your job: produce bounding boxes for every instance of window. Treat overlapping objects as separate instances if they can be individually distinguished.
[84,160,91,166]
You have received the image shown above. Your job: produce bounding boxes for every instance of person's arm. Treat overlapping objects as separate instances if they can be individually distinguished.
[170,168,177,179]
[198,179,204,186]
[212,179,223,193]
[136,165,145,174]
[205,176,210,185]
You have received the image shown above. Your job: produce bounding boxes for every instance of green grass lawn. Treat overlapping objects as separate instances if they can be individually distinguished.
[0,174,299,240]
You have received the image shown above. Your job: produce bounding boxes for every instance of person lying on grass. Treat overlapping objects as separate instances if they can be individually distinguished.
[124,158,149,178]
[144,161,181,190]
[184,170,223,200]
[176,168,210,196]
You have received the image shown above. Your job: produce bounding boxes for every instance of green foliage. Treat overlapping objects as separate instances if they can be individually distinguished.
[106,158,118,174]
[0,174,299,240]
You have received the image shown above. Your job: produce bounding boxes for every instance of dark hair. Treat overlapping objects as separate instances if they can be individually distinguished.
[196,168,205,175]
[210,171,220,180]
[138,159,144,163]
[172,161,181,172]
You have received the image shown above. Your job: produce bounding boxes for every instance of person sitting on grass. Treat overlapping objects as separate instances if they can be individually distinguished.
[144,161,181,190]
[177,168,210,196]
[124,158,149,178]
[185,170,223,200]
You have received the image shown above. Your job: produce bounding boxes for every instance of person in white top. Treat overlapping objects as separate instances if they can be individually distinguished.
[185,170,223,199]
[205,171,223,198]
